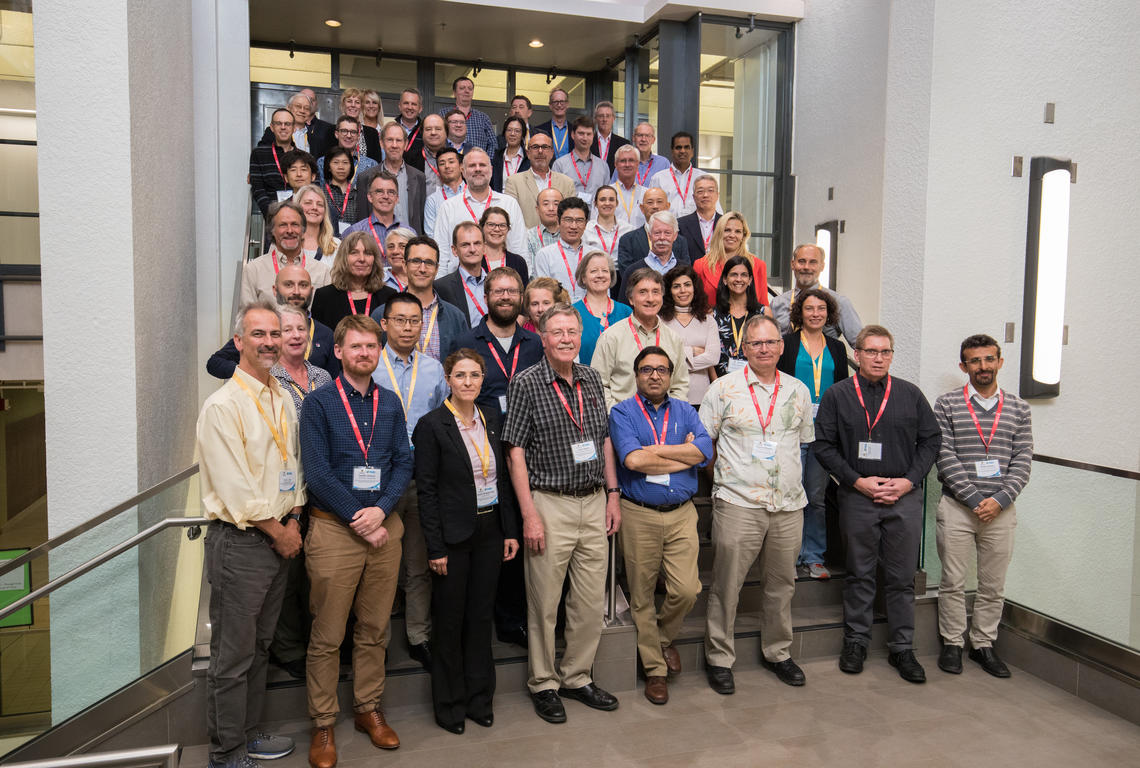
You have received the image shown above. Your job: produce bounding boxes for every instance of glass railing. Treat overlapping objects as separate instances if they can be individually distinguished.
[0,468,204,759]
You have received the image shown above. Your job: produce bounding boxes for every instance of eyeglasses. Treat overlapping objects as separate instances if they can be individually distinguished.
[529,143,552,151]
[549,99,568,106]
[489,288,520,297]
[484,222,509,229]
[560,217,587,226]
[385,317,422,327]
[637,365,671,377]
[964,355,999,366]
[370,189,398,197]
[337,128,360,136]
[451,371,484,381]
[544,328,581,339]
[406,258,437,268]
[858,348,894,359]
[743,339,781,350]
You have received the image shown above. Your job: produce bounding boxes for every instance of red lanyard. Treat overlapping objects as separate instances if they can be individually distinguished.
[504,152,522,178]
[584,297,613,329]
[598,134,611,161]
[442,182,464,201]
[552,378,585,433]
[669,166,693,206]
[326,183,350,218]
[700,217,715,251]
[367,219,388,257]
[536,226,553,247]
[557,241,580,287]
[853,374,892,436]
[487,343,520,380]
[463,193,490,222]
[636,397,670,445]
[335,378,380,462]
[628,316,659,350]
[271,144,285,181]
[636,162,650,186]
[270,247,304,275]
[423,150,440,179]
[572,156,593,188]
[964,386,1004,455]
[404,125,420,152]
[348,292,373,316]
[461,275,487,316]
[746,368,780,439]
[533,172,553,189]
[595,225,618,256]
[390,272,406,291]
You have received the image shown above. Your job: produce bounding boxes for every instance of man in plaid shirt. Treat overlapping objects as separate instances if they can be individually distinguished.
[438,76,498,156]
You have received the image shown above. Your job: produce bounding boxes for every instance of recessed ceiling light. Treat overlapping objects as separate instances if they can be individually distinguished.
[529,39,544,48]
[325,19,342,28]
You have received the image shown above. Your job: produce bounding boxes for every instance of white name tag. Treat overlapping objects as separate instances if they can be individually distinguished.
[858,441,883,460]
[276,189,293,202]
[571,440,597,463]
[728,358,746,373]
[278,469,296,492]
[975,459,1001,478]
[499,394,508,413]
[476,485,498,507]
[812,403,820,418]
[752,439,778,461]
[353,466,383,491]
[646,473,671,486]
[338,220,351,235]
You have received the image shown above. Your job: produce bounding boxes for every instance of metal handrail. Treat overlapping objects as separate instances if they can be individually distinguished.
[0,465,200,579]
[2,744,180,768]
[0,517,207,622]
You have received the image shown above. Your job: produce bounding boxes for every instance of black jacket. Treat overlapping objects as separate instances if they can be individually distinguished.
[491,147,531,193]
[259,117,336,161]
[677,211,721,260]
[776,332,851,389]
[590,132,631,175]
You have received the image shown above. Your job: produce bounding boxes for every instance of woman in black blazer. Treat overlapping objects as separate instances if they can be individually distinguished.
[490,116,530,193]
[412,348,520,734]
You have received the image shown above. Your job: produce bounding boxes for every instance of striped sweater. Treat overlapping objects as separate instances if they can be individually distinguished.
[933,387,1033,509]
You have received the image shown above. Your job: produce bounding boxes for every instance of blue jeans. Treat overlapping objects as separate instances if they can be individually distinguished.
[798,443,830,565]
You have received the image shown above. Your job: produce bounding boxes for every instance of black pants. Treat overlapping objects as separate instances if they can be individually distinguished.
[494,507,526,634]
[431,512,504,727]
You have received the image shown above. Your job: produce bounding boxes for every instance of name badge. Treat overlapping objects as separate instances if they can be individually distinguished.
[278,469,296,492]
[858,441,883,460]
[499,394,508,414]
[276,189,293,202]
[338,220,351,236]
[646,473,671,486]
[812,403,820,418]
[975,459,1001,478]
[752,439,778,461]
[476,485,498,507]
[727,358,746,373]
[571,440,597,464]
[353,466,383,491]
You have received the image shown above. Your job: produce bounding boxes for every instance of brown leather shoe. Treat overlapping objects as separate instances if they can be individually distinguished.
[354,709,400,749]
[661,644,682,676]
[644,675,668,705]
[308,726,336,768]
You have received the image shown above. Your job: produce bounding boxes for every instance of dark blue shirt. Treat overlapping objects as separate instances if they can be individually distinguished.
[206,319,339,379]
[300,374,413,522]
[454,318,544,419]
[610,394,713,506]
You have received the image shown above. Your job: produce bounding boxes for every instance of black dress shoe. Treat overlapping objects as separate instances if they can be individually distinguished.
[969,646,1011,678]
[272,655,306,679]
[497,625,528,648]
[467,713,494,728]
[532,690,567,723]
[888,650,927,683]
[705,664,735,695]
[408,641,432,670]
[938,645,963,674]
[435,718,464,734]
[764,658,806,686]
[838,641,866,674]
[558,683,619,711]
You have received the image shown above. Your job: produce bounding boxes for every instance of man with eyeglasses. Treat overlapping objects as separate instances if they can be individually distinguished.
[932,334,1032,679]
[534,88,573,159]
[433,149,528,274]
[317,115,378,190]
[257,90,335,160]
[454,266,545,648]
[610,346,712,705]
[354,122,426,233]
[435,221,490,327]
[552,116,609,210]
[770,243,863,346]
[813,324,941,683]
[343,173,402,247]
[504,132,576,230]
[443,109,472,155]
[699,315,815,694]
[533,197,592,302]
[373,292,449,673]
[250,108,297,219]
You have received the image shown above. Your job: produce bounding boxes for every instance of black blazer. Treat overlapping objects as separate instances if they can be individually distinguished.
[590,132,631,174]
[490,147,531,193]
[613,227,690,299]
[434,270,478,324]
[777,332,851,389]
[413,404,519,559]
[309,285,397,334]
[485,251,529,286]
[677,211,721,260]
[259,117,336,160]
[361,125,382,163]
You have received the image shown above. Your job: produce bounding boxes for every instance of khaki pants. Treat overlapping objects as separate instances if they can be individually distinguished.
[704,498,801,667]
[525,490,607,693]
[305,513,404,727]
[619,498,700,677]
[395,482,431,645]
[936,494,1017,647]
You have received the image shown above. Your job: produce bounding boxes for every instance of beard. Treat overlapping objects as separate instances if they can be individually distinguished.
[488,301,521,326]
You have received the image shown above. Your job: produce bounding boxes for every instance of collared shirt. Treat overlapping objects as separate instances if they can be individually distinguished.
[433,191,527,274]
[611,394,712,507]
[418,295,443,360]
[299,373,414,521]
[386,162,411,232]
[619,153,670,188]
[534,239,587,302]
[437,105,498,155]
[650,164,710,217]
[454,317,545,418]
[967,382,999,411]
[552,152,610,210]
[813,372,942,489]
[548,120,571,158]
[612,182,648,227]
[343,213,402,250]
[318,152,377,187]
[699,368,815,511]
[502,357,609,492]
[770,284,864,347]
[423,147,442,198]
[197,367,305,527]
[384,268,408,292]
[373,345,448,445]
[272,360,333,414]
[591,315,690,410]
[643,252,677,275]
[526,226,560,273]
[424,181,466,238]
[582,220,634,261]
[322,183,358,232]
[453,405,499,492]
[239,245,332,306]
[457,268,488,326]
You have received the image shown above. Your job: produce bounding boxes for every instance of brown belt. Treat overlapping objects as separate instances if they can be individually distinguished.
[309,508,343,523]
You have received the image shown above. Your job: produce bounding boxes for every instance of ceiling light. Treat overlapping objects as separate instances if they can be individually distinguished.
[529,39,544,48]
[325,19,342,28]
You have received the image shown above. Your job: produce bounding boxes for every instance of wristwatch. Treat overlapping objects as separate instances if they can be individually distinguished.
[286,512,302,523]
[606,487,621,496]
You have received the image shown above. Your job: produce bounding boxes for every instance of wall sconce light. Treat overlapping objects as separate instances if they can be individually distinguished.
[814,220,839,290]
[1020,156,1072,398]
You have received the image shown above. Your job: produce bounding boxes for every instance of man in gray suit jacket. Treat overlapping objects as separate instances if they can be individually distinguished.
[503,132,576,229]
[356,121,427,233]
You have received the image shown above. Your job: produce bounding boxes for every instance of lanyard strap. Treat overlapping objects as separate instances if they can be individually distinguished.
[418,304,439,355]
[326,183,350,218]
[367,219,388,257]
[442,181,465,201]
[964,386,1005,455]
[552,125,567,154]
[536,226,553,247]
[584,296,613,329]
[557,242,581,288]
[552,378,585,433]
[801,332,825,400]
[628,316,659,350]
[404,125,420,152]
[669,166,693,206]
[504,151,522,178]
[463,193,490,222]
[571,155,593,188]
[382,350,420,420]
[617,184,637,221]
[746,368,780,440]
[853,374,892,436]
[532,171,553,189]
[594,225,618,256]
[271,144,285,181]
[335,377,380,462]
[305,321,314,360]
[389,271,406,291]
[487,341,521,380]
[636,397,670,446]
[462,275,487,316]
[598,134,610,160]
[637,162,650,187]
[423,150,440,179]
[270,247,305,275]
[232,376,289,463]
[730,314,745,356]
[444,399,491,478]
[348,292,373,317]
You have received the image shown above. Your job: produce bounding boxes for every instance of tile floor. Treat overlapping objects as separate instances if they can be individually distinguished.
[181,652,1140,768]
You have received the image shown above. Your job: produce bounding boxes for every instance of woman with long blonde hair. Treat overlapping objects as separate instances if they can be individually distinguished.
[692,211,770,310]
[295,184,339,260]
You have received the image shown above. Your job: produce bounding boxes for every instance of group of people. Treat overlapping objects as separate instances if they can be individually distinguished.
[201,81,1036,768]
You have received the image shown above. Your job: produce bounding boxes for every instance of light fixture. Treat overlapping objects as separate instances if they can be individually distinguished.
[529,39,544,48]
[324,19,341,28]
[1020,156,1072,398]
[814,220,839,290]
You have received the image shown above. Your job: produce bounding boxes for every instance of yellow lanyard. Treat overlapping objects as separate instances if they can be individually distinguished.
[232,376,289,463]
[731,314,745,356]
[304,322,314,360]
[617,184,636,221]
[382,348,420,420]
[418,304,439,355]
[801,331,824,400]
[445,399,490,478]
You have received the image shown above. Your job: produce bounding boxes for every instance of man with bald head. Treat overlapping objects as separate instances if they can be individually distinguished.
[525,187,564,271]
[409,113,448,198]
[504,131,576,229]
[433,148,527,274]
[616,187,691,280]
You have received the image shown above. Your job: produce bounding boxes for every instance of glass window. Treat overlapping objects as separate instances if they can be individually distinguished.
[515,72,586,113]
[0,9,34,81]
[250,47,331,88]
[434,63,507,105]
[338,54,416,95]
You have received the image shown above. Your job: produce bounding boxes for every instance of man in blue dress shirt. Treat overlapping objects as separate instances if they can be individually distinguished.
[610,346,712,706]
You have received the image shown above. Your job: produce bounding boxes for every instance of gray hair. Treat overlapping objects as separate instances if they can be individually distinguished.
[615,143,639,161]
[593,100,616,115]
[233,299,282,337]
[387,226,417,243]
[268,198,307,231]
[537,302,583,333]
[743,313,781,341]
[624,267,664,300]
[278,303,309,327]
[647,209,678,234]
[574,250,616,291]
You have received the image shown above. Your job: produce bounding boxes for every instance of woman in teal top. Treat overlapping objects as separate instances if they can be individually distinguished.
[573,250,632,364]
[777,288,850,580]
